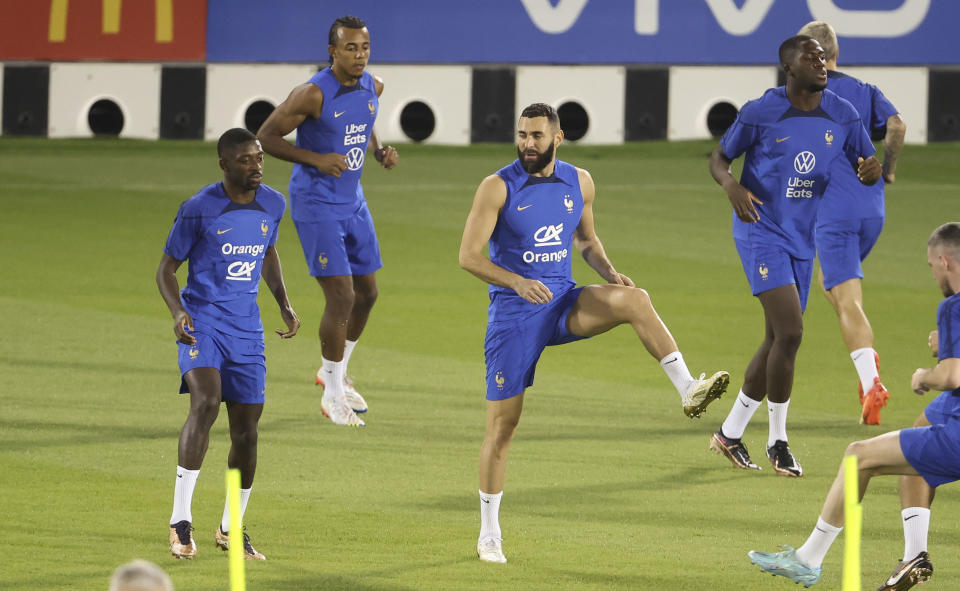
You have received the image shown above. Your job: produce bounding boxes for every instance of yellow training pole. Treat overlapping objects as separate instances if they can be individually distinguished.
[226,469,246,591]
[842,454,862,591]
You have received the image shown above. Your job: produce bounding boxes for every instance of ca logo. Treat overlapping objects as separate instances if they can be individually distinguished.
[533,223,564,247]
[346,147,365,171]
[226,261,256,281]
[793,151,816,174]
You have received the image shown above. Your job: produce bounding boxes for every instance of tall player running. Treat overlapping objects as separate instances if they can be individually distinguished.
[259,15,398,427]
[707,36,881,477]
[798,20,906,425]
[157,128,300,560]
[459,103,730,563]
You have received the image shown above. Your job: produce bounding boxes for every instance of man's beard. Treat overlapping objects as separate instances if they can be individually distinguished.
[517,142,555,174]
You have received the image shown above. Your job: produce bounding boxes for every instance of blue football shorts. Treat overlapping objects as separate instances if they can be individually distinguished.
[815,217,885,290]
[484,287,587,401]
[734,239,814,312]
[900,409,960,489]
[177,324,266,405]
[294,203,383,277]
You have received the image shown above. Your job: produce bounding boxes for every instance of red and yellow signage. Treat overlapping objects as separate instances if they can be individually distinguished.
[0,0,205,61]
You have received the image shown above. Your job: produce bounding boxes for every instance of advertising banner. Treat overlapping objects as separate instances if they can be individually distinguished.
[205,0,955,65]
[0,0,205,61]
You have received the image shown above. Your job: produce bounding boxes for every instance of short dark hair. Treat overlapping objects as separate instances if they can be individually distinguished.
[328,15,367,63]
[928,223,960,253]
[217,128,258,158]
[519,103,560,128]
[779,34,813,69]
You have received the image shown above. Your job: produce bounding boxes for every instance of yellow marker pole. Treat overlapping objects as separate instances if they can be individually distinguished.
[226,469,246,591]
[842,455,862,591]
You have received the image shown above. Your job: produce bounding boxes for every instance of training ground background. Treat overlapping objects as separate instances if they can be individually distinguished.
[1,138,958,590]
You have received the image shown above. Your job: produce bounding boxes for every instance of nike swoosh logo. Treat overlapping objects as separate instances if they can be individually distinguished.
[177,473,183,478]
[815,527,827,533]
[334,111,346,118]
[517,204,533,211]
[217,228,232,235]
[904,514,918,521]
[776,136,790,143]
[740,400,750,408]
[481,499,490,504]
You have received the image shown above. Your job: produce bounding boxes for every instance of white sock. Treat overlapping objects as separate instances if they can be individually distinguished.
[720,390,762,439]
[342,339,358,378]
[795,517,843,568]
[659,351,694,396]
[170,466,200,525]
[902,507,930,559]
[479,490,503,541]
[220,487,252,533]
[767,399,790,448]
[321,356,345,398]
[851,347,880,393]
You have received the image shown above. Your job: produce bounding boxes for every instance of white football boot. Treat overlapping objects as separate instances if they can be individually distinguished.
[477,537,507,563]
[320,394,365,427]
[316,370,368,413]
[682,371,730,418]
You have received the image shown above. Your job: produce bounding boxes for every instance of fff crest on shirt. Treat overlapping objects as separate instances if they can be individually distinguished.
[759,263,769,280]
[563,194,574,213]
[825,130,834,146]
[495,371,505,389]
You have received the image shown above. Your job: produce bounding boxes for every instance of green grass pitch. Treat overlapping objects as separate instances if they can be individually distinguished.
[1,137,959,590]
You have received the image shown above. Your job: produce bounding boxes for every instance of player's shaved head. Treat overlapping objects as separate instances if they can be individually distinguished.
[798,21,838,62]
[779,35,814,69]
[928,222,960,260]
[217,128,258,158]
[519,103,560,130]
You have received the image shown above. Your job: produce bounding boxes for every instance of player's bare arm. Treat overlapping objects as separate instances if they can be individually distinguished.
[882,113,906,184]
[257,84,349,177]
[856,155,883,185]
[929,329,939,356]
[261,245,300,339]
[911,357,960,395]
[369,76,398,169]
[155,253,195,345]
[572,167,633,287]
[459,174,553,304]
[709,144,762,223]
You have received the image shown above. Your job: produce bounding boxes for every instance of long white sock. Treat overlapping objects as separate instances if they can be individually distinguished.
[795,517,843,568]
[220,487,252,533]
[342,339,358,378]
[479,490,503,541]
[659,351,694,396]
[321,356,345,398]
[170,466,200,525]
[721,390,762,439]
[902,507,931,559]
[767,399,790,448]
[851,347,880,393]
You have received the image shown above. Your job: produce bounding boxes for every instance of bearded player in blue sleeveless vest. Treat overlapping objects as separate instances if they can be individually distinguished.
[460,103,731,564]
[707,36,882,479]
[797,21,906,427]
[157,128,300,560]
[259,15,398,427]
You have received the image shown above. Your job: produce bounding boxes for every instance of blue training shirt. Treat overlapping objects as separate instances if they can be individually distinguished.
[937,293,960,397]
[722,87,875,259]
[163,182,286,337]
[488,159,584,322]
[817,70,899,224]
[289,68,379,221]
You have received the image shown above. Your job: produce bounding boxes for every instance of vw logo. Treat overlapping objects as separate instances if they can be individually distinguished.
[346,147,365,171]
[793,151,816,174]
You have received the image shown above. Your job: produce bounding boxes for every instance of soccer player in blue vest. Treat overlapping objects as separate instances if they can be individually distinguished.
[259,15,398,427]
[157,128,300,560]
[707,36,882,477]
[748,222,960,589]
[460,103,730,563]
[798,20,907,426]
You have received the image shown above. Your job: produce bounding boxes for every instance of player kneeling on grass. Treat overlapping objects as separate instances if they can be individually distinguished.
[748,222,960,590]
[459,102,730,564]
[156,128,300,560]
